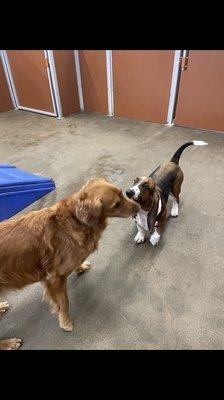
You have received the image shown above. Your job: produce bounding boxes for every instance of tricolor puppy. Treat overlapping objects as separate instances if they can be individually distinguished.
[126,141,207,246]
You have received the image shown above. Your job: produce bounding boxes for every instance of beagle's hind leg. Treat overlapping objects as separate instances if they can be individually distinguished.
[170,168,184,217]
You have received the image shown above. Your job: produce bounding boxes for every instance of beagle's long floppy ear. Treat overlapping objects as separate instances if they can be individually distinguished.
[147,191,159,234]
[148,177,156,192]
[76,194,103,227]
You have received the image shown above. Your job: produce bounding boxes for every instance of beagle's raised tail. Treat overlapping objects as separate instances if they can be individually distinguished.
[170,140,207,165]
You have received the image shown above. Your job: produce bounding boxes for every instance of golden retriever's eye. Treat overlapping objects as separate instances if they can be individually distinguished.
[114,201,120,209]
[133,177,139,184]
[143,183,149,190]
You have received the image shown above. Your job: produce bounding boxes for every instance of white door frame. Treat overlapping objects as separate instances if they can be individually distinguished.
[166,50,183,125]
[74,50,84,111]
[1,50,61,117]
[73,50,115,116]
[106,50,114,116]
[0,50,17,108]
[1,51,20,109]
[46,50,63,118]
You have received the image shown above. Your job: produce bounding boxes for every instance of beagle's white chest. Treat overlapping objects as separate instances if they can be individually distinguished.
[136,209,149,231]
[135,196,162,232]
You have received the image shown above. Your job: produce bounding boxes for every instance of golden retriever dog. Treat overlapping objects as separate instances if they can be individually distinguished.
[0,178,139,350]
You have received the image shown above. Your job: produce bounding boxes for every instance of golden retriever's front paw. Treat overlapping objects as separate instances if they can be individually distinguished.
[61,321,74,332]
[59,316,74,332]
[77,261,91,274]
[0,338,22,350]
[0,301,10,314]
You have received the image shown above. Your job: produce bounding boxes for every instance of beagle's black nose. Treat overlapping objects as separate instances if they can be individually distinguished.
[126,189,134,198]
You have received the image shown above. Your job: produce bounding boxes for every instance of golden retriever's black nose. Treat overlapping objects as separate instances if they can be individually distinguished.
[126,189,134,198]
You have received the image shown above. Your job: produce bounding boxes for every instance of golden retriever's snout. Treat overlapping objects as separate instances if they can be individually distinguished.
[125,198,140,216]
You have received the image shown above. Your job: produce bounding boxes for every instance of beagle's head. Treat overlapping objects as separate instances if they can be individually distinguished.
[75,178,140,227]
[126,176,155,210]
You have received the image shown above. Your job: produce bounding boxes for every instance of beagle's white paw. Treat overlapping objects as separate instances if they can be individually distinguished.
[150,230,161,246]
[170,199,179,217]
[134,232,145,244]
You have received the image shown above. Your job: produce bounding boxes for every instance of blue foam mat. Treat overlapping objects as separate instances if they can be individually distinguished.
[0,164,55,221]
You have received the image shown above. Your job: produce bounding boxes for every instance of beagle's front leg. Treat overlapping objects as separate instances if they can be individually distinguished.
[149,226,161,246]
[134,224,146,244]
[149,207,167,246]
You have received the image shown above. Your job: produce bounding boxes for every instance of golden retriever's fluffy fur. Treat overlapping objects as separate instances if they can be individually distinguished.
[0,178,139,349]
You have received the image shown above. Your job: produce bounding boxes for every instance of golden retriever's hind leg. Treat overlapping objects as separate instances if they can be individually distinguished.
[77,261,91,274]
[0,338,22,350]
[43,276,73,332]
[0,302,22,350]
[0,301,10,314]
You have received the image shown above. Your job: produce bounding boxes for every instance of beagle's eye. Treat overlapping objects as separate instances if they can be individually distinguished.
[143,183,149,190]
[133,178,139,184]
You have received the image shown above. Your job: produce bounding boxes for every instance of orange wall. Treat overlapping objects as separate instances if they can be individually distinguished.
[113,50,174,123]
[53,51,80,116]
[175,51,224,132]
[79,50,108,114]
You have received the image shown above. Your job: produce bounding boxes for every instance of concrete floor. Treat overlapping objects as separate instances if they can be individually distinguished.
[0,109,224,350]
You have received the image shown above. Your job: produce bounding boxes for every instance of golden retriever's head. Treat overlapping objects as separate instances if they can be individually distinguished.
[75,178,140,227]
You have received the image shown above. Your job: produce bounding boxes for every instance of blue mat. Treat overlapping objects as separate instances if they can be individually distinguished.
[0,164,55,221]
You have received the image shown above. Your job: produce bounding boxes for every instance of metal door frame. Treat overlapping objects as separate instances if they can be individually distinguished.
[0,51,17,109]
[74,50,115,116]
[1,50,62,118]
[46,50,62,118]
[166,50,183,125]
[74,50,84,111]
[106,50,114,116]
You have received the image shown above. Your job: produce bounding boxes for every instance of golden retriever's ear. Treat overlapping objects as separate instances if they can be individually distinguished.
[98,177,108,182]
[76,195,103,227]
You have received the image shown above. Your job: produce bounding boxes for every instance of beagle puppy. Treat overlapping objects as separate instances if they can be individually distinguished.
[126,141,207,246]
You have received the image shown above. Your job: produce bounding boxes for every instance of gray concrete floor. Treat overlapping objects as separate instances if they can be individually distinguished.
[0,109,224,350]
